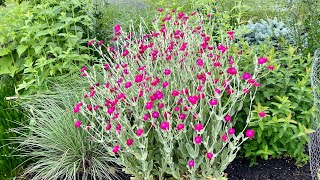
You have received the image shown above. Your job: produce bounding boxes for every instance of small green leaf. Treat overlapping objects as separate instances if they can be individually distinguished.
[16,45,28,57]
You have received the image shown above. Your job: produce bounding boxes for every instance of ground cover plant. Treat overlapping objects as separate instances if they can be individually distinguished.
[73,9,274,179]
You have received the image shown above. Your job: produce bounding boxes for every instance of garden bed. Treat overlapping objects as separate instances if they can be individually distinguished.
[225,158,311,180]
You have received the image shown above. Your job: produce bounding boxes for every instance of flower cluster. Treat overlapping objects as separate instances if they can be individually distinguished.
[74,9,271,179]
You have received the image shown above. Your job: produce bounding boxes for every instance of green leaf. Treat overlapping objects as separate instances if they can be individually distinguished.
[0,48,10,56]
[16,45,28,57]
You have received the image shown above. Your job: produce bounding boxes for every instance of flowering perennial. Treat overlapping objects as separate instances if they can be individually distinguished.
[74,9,271,180]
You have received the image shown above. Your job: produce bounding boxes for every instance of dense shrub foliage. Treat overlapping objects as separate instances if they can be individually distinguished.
[0,0,94,94]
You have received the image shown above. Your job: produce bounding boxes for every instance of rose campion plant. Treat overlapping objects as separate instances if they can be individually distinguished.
[74,10,271,180]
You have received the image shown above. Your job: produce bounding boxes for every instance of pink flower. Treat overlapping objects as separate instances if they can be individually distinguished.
[155,91,164,100]
[227,67,237,75]
[164,69,171,75]
[206,152,214,160]
[98,40,103,46]
[179,113,186,120]
[228,128,235,135]
[107,107,115,115]
[87,40,95,46]
[194,136,202,144]
[136,128,144,137]
[188,96,199,105]
[125,81,132,88]
[116,123,122,134]
[105,123,112,131]
[172,90,180,97]
[145,101,154,110]
[174,106,180,112]
[258,111,266,118]
[143,114,150,121]
[162,81,169,88]
[135,74,143,83]
[75,120,81,128]
[113,145,120,154]
[194,124,203,131]
[160,121,170,130]
[80,66,87,72]
[73,106,80,113]
[209,99,218,106]
[114,24,121,33]
[258,57,268,64]
[126,139,134,146]
[177,123,185,131]
[213,61,221,67]
[152,111,160,118]
[245,129,255,139]
[267,65,274,70]
[242,72,251,80]
[188,159,195,168]
[197,59,204,66]
[122,49,129,56]
[224,114,232,122]
[158,103,165,109]
[221,134,228,142]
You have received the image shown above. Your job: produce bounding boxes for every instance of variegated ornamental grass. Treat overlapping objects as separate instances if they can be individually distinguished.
[73,9,272,179]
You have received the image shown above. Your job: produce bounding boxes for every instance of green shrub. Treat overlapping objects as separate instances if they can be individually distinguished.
[16,77,118,179]
[237,45,314,165]
[0,80,26,179]
[0,0,95,94]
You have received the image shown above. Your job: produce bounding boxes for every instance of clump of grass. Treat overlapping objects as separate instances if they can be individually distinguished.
[14,76,120,180]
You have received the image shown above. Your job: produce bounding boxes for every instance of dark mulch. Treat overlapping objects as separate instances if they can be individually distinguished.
[225,158,311,180]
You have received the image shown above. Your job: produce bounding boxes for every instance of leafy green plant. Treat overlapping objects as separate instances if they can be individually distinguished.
[15,76,119,179]
[237,45,314,165]
[0,80,26,179]
[0,0,95,94]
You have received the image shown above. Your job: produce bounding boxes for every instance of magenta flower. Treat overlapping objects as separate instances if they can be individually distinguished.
[188,159,195,168]
[209,99,218,106]
[179,113,186,120]
[116,123,122,134]
[267,65,274,70]
[194,123,203,131]
[114,24,121,33]
[98,40,103,46]
[126,139,134,146]
[75,120,81,128]
[258,57,268,64]
[221,134,228,142]
[227,67,237,75]
[135,74,143,83]
[145,101,154,110]
[164,69,171,75]
[228,128,235,135]
[105,123,112,131]
[224,114,232,122]
[160,121,170,130]
[213,61,221,67]
[158,103,165,109]
[196,58,204,66]
[162,81,169,88]
[122,49,129,56]
[152,111,160,118]
[125,81,132,88]
[188,96,199,105]
[177,123,185,131]
[242,72,251,80]
[194,136,202,144]
[136,128,144,137]
[206,152,214,160]
[143,114,150,121]
[245,129,255,139]
[258,111,266,118]
[172,90,180,97]
[113,145,120,154]
[80,66,87,72]
[87,39,95,46]
[107,107,115,115]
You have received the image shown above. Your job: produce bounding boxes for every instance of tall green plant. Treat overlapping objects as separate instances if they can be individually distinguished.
[15,77,119,179]
[0,80,26,179]
[0,0,95,94]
